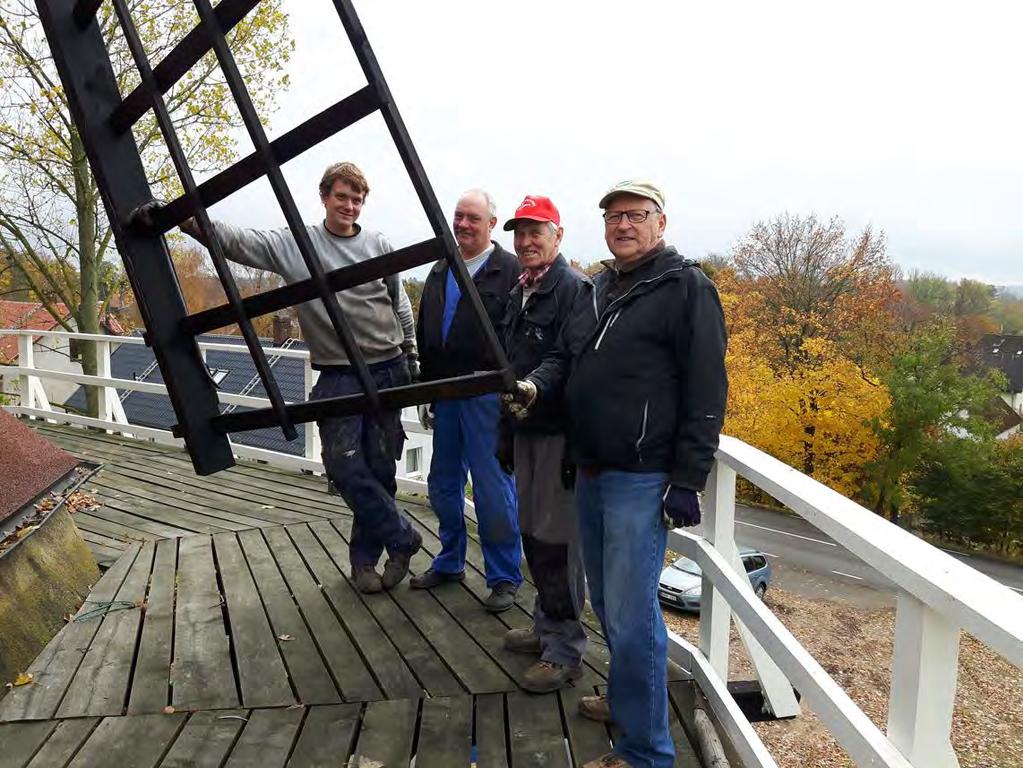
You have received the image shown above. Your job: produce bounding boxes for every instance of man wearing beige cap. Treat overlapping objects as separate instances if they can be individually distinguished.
[566,181,728,768]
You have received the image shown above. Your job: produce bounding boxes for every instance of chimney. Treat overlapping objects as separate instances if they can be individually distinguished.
[272,313,293,347]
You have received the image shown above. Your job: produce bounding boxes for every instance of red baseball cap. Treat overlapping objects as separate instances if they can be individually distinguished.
[502,195,561,231]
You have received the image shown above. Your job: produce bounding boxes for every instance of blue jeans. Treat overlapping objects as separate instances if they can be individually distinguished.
[427,394,522,588]
[576,470,674,768]
[312,356,418,569]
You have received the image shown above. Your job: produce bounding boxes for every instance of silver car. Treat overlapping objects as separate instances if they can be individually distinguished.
[658,547,771,611]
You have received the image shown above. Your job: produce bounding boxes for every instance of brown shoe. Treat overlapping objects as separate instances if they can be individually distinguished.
[578,694,611,723]
[520,660,583,693]
[503,627,542,654]
[352,565,383,594]
[381,529,422,590]
[581,753,631,768]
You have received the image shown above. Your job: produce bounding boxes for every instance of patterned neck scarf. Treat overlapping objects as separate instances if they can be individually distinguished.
[518,262,553,289]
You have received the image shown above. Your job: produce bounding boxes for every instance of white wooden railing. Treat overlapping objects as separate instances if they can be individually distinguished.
[3,329,1022,768]
[0,328,433,496]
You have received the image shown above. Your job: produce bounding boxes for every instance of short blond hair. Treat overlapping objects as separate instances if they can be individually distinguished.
[319,161,369,198]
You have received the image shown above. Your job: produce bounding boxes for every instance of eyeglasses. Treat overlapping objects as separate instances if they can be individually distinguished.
[602,208,660,225]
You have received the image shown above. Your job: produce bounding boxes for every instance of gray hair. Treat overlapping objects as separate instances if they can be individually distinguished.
[460,188,497,218]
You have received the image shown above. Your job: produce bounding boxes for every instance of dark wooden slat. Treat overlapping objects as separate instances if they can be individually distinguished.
[330,518,513,694]
[67,712,185,768]
[128,539,177,714]
[83,481,238,534]
[473,694,509,768]
[213,533,294,708]
[559,675,612,767]
[414,696,473,768]
[74,514,152,543]
[91,474,276,530]
[0,545,141,721]
[348,699,417,767]
[261,527,380,702]
[24,718,99,768]
[101,463,319,525]
[507,691,567,768]
[58,541,155,717]
[79,503,197,540]
[222,707,304,768]
[285,524,422,699]
[667,681,702,766]
[171,536,239,710]
[0,720,58,768]
[308,521,462,697]
[159,710,248,768]
[286,703,361,767]
[236,529,339,706]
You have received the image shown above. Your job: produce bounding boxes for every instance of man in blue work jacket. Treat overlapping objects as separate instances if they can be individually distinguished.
[413,189,523,612]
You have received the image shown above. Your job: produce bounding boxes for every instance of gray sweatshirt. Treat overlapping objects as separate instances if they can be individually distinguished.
[212,220,417,367]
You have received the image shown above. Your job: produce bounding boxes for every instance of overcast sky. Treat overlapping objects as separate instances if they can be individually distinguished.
[204,0,1023,285]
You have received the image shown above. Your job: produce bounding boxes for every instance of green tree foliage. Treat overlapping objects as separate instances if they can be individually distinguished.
[865,321,1005,524]
[0,0,293,414]
[911,436,1023,556]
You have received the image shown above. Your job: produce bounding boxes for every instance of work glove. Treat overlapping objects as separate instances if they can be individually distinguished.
[501,379,537,421]
[406,355,420,383]
[663,485,701,528]
[417,403,434,430]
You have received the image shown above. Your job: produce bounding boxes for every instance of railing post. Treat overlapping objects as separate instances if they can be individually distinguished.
[17,334,35,411]
[303,357,321,463]
[700,460,736,680]
[96,339,112,424]
[887,592,961,768]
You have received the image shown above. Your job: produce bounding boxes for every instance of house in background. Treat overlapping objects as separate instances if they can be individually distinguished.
[64,327,431,479]
[0,300,125,405]
[978,334,1023,416]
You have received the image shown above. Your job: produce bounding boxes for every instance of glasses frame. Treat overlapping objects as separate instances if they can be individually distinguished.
[602,208,662,226]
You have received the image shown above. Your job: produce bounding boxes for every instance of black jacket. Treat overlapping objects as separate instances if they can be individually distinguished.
[417,242,520,382]
[565,246,727,491]
[501,254,597,433]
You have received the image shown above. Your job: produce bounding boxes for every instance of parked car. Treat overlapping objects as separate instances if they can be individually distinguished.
[658,547,771,612]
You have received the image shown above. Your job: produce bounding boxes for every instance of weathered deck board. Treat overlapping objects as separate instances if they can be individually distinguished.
[286,703,361,767]
[127,538,176,714]
[66,711,184,768]
[221,707,304,768]
[350,698,418,767]
[212,532,294,709]
[171,536,239,711]
[415,696,473,768]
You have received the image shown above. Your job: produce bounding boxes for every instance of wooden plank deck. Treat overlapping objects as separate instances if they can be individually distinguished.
[1,422,701,766]
[0,686,697,768]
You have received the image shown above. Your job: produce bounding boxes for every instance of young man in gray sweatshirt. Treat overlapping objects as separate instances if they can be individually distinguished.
[180,161,422,593]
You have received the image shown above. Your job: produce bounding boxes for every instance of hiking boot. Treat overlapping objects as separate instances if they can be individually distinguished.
[578,694,611,723]
[520,660,583,693]
[381,529,423,590]
[352,565,383,594]
[503,627,542,654]
[582,753,632,768]
[409,568,465,590]
[484,581,518,613]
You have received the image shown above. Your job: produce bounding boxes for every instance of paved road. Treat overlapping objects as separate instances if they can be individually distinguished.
[682,504,1023,609]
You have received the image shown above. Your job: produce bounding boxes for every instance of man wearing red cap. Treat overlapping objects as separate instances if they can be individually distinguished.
[497,195,597,692]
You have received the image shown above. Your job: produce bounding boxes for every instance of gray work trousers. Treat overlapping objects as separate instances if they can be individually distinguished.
[513,432,587,668]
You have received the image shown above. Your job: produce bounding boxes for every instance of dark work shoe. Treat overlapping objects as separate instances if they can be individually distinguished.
[484,581,518,613]
[578,694,611,723]
[520,660,583,693]
[381,529,423,590]
[352,565,384,594]
[409,568,466,590]
[504,627,543,654]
